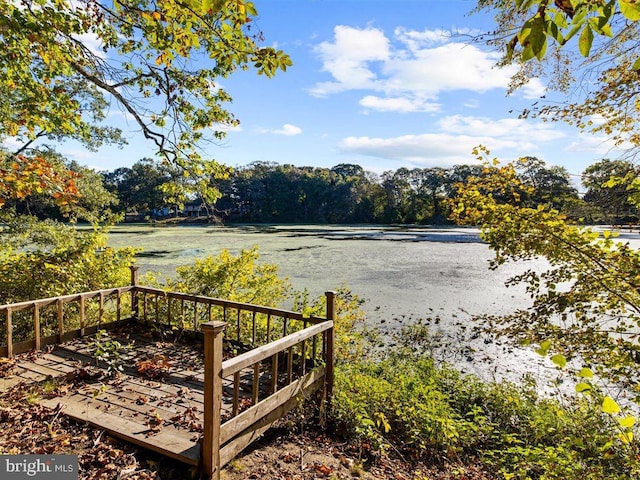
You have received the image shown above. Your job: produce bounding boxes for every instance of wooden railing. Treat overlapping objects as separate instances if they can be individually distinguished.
[134,285,335,479]
[0,286,136,358]
[0,270,335,480]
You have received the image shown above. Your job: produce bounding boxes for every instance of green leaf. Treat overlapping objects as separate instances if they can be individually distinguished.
[578,25,594,57]
[602,395,621,414]
[562,22,583,44]
[551,353,567,368]
[578,367,594,378]
[535,339,552,356]
[618,416,636,428]
[521,44,535,62]
[201,0,225,14]
[547,20,564,44]
[528,14,547,60]
[632,57,640,71]
[535,37,548,60]
[575,382,592,393]
[620,0,640,21]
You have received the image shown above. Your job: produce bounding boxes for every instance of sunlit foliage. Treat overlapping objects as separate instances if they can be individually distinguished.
[475,0,640,151]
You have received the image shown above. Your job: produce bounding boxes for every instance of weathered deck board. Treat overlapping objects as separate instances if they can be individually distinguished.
[40,394,201,465]
[1,331,277,467]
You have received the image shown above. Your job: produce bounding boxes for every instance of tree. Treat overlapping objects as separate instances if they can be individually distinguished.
[515,156,579,212]
[474,0,640,150]
[450,147,640,411]
[582,159,639,223]
[6,150,119,223]
[0,151,79,213]
[0,0,291,201]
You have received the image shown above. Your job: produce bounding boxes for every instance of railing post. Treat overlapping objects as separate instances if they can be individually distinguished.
[130,266,139,320]
[324,291,336,412]
[202,320,226,480]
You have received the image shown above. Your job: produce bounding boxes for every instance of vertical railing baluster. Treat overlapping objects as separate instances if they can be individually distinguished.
[252,363,260,405]
[312,334,318,365]
[6,308,13,358]
[34,304,40,351]
[80,295,85,337]
[130,266,139,320]
[266,313,271,343]
[236,308,241,343]
[233,372,240,417]
[251,310,256,345]
[154,294,159,325]
[271,352,279,394]
[193,301,199,330]
[57,298,64,343]
[143,292,148,325]
[99,292,104,326]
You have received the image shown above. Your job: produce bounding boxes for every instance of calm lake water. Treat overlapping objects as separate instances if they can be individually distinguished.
[105,224,640,387]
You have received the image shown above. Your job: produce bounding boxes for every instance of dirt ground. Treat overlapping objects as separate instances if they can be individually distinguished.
[0,380,495,480]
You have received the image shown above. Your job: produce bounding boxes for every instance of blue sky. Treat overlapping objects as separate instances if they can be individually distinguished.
[38,1,630,181]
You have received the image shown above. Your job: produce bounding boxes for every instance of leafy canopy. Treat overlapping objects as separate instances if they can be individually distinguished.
[0,0,291,202]
[474,0,640,148]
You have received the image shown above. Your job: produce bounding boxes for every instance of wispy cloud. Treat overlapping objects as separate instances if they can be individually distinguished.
[359,95,441,113]
[311,26,545,111]
[338,115,565,167]
[258,124,303,136]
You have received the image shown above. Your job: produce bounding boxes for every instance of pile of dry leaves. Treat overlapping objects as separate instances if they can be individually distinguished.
[0,384,192,480]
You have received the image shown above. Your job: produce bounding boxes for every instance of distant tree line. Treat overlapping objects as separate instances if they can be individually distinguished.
[100,157,638,225]
[5,150,638,225]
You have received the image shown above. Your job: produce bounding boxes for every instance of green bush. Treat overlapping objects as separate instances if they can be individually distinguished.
[332,328,639,479]
[0,218,136,303]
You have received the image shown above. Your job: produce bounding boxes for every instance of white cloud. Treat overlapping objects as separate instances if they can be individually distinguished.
[338,115,565,167]
[438,115,565,143]
[258,124,302,136]
[564,133,632,155]
[312,25,389,96]
[339,133,516,166]
[311,26,546,111]
[463,99,480,109]
[393,27,450,51]
[359,95,440,113]
[1,136,23,151]
[73,32,106,59]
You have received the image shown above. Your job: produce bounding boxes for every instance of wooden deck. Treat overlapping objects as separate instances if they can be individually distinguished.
[1,327,264,466]
[1,282,335,479]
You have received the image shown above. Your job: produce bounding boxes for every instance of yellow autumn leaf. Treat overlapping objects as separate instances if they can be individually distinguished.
[617,431,633,444]
[602,396,621,414]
